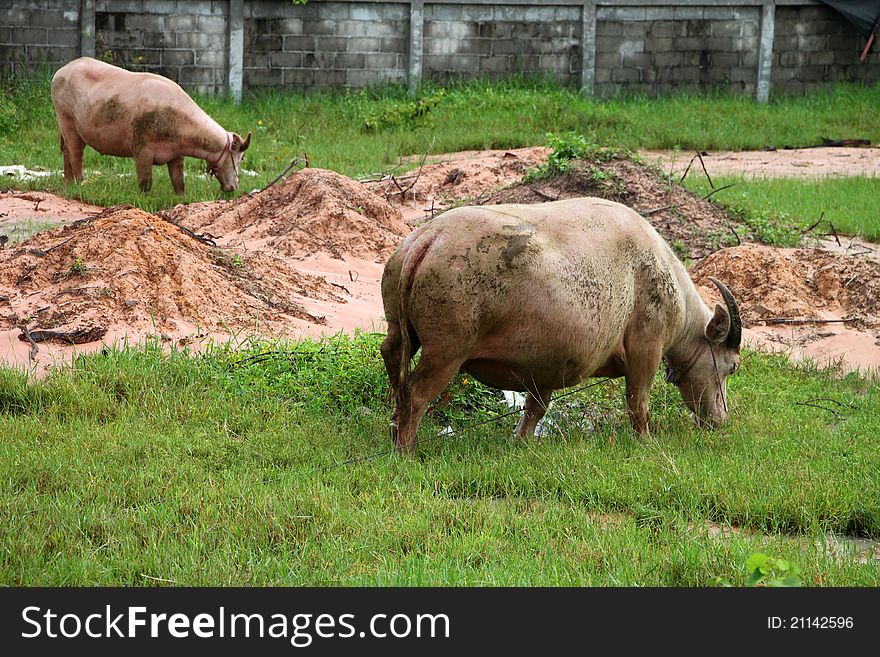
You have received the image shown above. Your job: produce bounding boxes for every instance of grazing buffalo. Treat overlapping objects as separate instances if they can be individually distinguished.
[381,197,742,453]
[51,57,250,194]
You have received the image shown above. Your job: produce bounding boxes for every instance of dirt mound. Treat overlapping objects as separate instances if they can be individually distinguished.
[690,244,880,328]
[0,206,342,339]
[363,147,550,224]
[481,157,741,260]
[167,167,408,261]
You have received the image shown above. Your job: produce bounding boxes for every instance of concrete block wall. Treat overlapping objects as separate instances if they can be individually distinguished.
[94,0,229,95]
[423,4,581,85]
[243,1,408,89]
[1,1,878,100]
[771,4,880,95]
[0,0,81,77]
[594,5,762,96]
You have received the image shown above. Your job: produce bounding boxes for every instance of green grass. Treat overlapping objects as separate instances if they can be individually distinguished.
[682,175,880,243]
[3,74,880,210]
[1,333,878,585]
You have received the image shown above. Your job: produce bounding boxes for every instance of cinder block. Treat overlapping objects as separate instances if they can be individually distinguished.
[595,52,620,68]
[19,27,47,44]
[162,49,194,66]
[621,52,651,67]
[51,29,80,47]
[301,51,336,68]
[348,37,382,53]
[479,55,511,73]
[144,31,173,48]
[301,19,337,36]
[711,21,743,38]
[650,22,681,38]
[653,52,682,68]
[363,52,399,70]
[0,9,30,27]
[335,52,365,69]
[334,20,368,37]
[645,8,675,21]
[245,67,284,87]
[125,14,163,32]
[350,4,381,22]
[710,52,740,68]
[809,51,834,66]
[379,37,406,53]
[313,36,348,52]
[282,35,314,51]
[611,67,640,82]
[270,51,304,68]
[376,4,408,22]
[197,15,226,34]
[644,37,674,52]
[165,15,196,31]
[197,49,225,68]
[673,7,704,20]
[176,32,215,50]
[29,10,63,28]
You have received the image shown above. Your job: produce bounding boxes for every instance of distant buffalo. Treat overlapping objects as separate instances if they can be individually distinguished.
[51,57,250,194]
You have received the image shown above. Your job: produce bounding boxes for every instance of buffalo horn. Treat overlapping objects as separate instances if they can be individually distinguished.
[709,277,742,349]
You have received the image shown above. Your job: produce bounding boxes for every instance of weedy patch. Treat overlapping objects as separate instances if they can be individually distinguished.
[524,132,620,182]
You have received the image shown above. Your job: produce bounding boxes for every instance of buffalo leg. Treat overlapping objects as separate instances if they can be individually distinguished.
[60,131,85,184]
[394,353,462,455]
[624,349,662,435]
[514,389,553,439]
[167,156,185,195]
[380,321,403,440]
[135,155,153,192]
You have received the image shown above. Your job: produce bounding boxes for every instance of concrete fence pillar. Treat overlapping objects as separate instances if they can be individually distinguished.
[581,1,597,94]
[80,0,95,58]
[756,1,776,103]
[228,0,244,102]
[408,0,424,96]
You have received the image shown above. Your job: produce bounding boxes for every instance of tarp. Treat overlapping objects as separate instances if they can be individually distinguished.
[819,1,880,38]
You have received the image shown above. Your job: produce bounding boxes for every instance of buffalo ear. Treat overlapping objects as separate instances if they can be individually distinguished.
[231,132,251,152]
[705,303,731,344]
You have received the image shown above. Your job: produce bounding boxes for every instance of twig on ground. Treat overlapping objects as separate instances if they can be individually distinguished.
[701,183,736,201]
[19,324,38,361]
[389,137,436,200]
[800,212,825,236]
[530,187,559,201]
[759,316,858,325]
[826,222,842,247]
[18,325,108,345]
[696,151,714,189]
[261,156,307,192]
[157,214,218,247]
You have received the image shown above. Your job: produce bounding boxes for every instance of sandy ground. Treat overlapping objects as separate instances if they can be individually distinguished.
[1,147,879,376]
[641,146,880,178]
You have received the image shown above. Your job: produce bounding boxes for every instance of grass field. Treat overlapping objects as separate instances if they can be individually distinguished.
[681,175,880,243]
[0,334,878,586]
[2,75,880,215]
[2,78,879,586]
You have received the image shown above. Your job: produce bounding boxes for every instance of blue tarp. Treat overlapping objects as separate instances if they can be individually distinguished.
[820,1,880,39]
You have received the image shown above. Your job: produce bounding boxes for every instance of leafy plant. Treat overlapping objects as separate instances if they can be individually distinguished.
[69,257,90,277]
[711,553,803,587]
[362,89,446,132]
[745,553,802,587]
[525,132,617,181]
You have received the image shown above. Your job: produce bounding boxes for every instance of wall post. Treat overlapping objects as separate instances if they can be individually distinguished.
[580,1,597,95]
[80,0,95,58]
[408,0,424,96]
[756,1,776,103]
[228,0,245,102]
